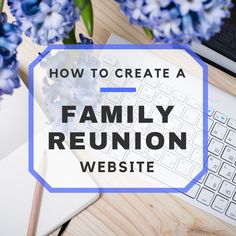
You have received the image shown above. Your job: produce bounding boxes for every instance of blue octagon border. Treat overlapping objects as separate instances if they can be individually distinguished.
[28,44,208,193]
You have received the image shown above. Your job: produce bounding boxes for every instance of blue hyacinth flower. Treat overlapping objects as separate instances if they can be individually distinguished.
[0,13,22,98]
[115,0,233,43]
[8,0,80,45]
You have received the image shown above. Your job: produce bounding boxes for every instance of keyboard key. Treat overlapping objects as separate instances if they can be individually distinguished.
[219,181,235,198]
[103,55,117,66]
[163,134,170,150]
[139,86,156,102]
[122,94,137,107]
[126,151,148,164]
[204,173,221,190]
[208,139,224,156]
[208,107,214,117]
[180,124,195,141]
[159,83,172,95]
[146,148,164,162]
[135,103,152,116]
[176,144,192,158]
[208,155,221,172]
[154,93,170,108]
[173,90,186,102]
[164,116,180,132]
[96,135,111,154]
[219,163,235,180]
[103,124,120,137]
[193,132,203,147]
[120,129,134,144]
[226,203,236,220]
[111,74,127,86]
[197,117,203,131]
[208,119,213,132]
[187,98,200,109]
[132,121,149,135]
[106,92,123,103]
[131,135,147,153]
[83,128,95,144]
[161,152,178,169]
[126,79,142,92]
[183,108,199,125]
[228,119,236,130]
[197,188,214,206]
[225,130,236,148]
[122,111,132,128]
[152,109,164,127]
[110,148,127,161]
[184,184,200,199]
[208,136,211,145]
[211,123,227,140]
[212,195,228,213]
[144,77,159,88]
[214,111,227,124]
[90,121,104,131]
[198,174,207,183]
[190,166,206,183]
[233,175,236,184]
[170,100,185,118]
[221,146,236,164]
[190,148,203,165]
[176,159,192,176]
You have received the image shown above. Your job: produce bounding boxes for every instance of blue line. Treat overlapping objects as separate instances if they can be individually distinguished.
[100,87,136,92]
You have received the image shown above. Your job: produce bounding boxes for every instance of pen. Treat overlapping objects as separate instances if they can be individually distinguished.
[27,151,47,236]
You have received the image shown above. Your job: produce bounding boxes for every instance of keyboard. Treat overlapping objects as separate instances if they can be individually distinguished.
[87,51,236,226]
[179,107,236,226]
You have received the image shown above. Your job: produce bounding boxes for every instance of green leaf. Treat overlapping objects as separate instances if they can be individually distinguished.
[74,0,94,37]
[0,0,4,14]
[63,27,77,44]
[143,27,154,40]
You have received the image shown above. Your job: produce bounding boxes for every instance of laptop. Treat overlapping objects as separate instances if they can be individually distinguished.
[100,34,236,226]
[191,4,236,76]
[0,79,100,236]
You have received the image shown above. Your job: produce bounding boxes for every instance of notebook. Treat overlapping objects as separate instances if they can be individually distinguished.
[0,78,100,236]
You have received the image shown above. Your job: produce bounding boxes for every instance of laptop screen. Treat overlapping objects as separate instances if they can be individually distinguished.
[201,3,236,74]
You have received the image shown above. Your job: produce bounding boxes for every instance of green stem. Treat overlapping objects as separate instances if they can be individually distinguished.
[143,27,154,40]
[0,0,4,14]
[63,27,77,44]
[74,0,94,37]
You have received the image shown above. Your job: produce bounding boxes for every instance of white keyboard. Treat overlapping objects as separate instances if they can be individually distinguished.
[91,51,236,226]
[179,107,236,226]
[100,34,236,226]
